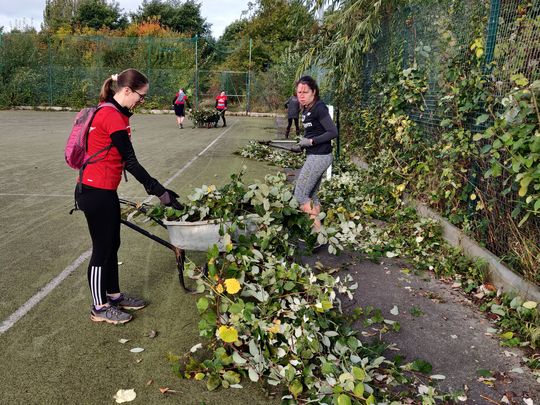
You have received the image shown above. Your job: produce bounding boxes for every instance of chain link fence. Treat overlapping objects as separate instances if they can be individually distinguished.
[355,0,539,281]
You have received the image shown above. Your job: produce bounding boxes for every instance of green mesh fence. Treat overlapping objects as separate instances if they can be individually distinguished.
[356,0,539,279]
[0,33,264,112]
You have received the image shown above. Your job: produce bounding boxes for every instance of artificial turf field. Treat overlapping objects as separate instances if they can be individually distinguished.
[0,110,281,404]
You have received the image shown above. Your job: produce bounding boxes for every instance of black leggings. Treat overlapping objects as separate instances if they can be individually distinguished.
[75,186,121,306]
[217,109,226,126]
[286,118,299,134]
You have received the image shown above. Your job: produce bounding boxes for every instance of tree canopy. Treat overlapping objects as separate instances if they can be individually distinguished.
[131,0,211,36]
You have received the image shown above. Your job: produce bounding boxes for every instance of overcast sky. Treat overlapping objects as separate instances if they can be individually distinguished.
[0,0,250,38]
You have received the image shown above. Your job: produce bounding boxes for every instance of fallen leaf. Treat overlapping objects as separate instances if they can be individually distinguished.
[130,347,144,353]
[190,343,203,353]
[118,338,130,344]
[390,306,399,316]
[146,380,153,386]
[510,367,524,374]
[135,359,143,363]
[430,374,446,380]
[523,398,533,405]
[159,387,178,394]
[145,330,158,339]
[113,389,136,403]
[451,335,458,339]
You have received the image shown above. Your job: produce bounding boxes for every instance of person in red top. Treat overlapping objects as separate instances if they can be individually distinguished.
[214,90,228,127]
[172,88,188,129]
[75,68,183,325]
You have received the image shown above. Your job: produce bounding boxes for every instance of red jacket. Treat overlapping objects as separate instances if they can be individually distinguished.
[215,95,227,110]
[81,105,130,190]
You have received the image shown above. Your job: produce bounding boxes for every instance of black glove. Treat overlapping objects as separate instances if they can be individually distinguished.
[159,189,183,210]
[299,137,313,148]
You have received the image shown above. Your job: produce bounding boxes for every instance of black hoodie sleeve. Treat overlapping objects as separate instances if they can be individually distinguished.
[110,130,166,197]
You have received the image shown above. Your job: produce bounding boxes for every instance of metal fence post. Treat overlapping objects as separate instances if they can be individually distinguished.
[48,36,53,106]
[484,0,501,69]
[246,37,252,114]
[194,35,198,110]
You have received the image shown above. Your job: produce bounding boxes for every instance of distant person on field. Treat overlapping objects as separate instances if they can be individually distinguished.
[75,68,183,325]
[293,75,338,231]
[284,92,300,138]
[172,88,189,129]
[215,90,228,127]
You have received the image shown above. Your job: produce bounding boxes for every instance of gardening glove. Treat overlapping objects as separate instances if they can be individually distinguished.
[290,144,302,153]
[299,137,313,148]
[159,189,184,210]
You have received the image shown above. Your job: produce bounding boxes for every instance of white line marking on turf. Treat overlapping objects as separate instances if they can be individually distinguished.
[0,123,235,335]
[0,250,92,334]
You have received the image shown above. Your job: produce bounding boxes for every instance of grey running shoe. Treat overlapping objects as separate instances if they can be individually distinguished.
[108,293,147,310]
[90,305,132,324]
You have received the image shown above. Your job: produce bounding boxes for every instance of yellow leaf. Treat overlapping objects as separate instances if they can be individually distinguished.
[523,301,537,309]
[194,373,205,380]
[499,331,513,340]
[470,193,477,201]
[396,183,406,192]
[224,278,241,294]
[215,283,224,294]
[218,325,238,343]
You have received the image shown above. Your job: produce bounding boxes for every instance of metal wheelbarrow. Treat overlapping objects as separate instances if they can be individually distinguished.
[119,199,257,292]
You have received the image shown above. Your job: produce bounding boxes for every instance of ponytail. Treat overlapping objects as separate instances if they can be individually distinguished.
[99,77,115,102]
[99,69,149,102]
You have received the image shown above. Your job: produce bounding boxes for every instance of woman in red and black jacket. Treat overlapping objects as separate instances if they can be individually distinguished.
[75,68,182,325]
[214,90,228,127]
[172,88,188,129]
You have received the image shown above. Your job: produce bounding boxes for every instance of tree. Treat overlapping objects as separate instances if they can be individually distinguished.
[43,0,79,31]
[298,0,407,93]
[73,0,128,30]
[131,0,210,36]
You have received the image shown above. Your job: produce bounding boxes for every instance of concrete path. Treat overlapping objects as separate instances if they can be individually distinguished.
[302,250,539,404]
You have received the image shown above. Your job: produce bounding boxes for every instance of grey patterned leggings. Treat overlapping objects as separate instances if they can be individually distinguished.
[293,153,333,205]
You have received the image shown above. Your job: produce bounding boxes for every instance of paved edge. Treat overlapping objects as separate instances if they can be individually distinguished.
[350,156,540,301]
[9,106,285,118]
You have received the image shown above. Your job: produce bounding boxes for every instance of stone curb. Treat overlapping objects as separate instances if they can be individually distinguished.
[351,157,540,301]
[11,106,284,118]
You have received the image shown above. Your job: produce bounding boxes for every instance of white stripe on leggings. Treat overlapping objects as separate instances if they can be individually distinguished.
[91,266,102,306]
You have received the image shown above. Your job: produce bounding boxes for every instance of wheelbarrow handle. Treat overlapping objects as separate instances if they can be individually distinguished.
[119,198,166,228]
[257,140,302,153]
[120,218,195,293]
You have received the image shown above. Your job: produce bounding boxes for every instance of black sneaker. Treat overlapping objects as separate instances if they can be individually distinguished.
[90,305,132,324]
[108,293,147,310]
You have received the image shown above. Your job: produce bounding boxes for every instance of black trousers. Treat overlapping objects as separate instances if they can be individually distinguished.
[75,185,121,306]
[216,109,226,126]
[286,118,299,135]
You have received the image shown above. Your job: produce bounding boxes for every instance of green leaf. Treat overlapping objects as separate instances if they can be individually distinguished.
[337,394,352,405]
[366,394,376,404]
[196,297,209,313]
[353,382,365,397]
[475,114,489,125]
[476,369,492,377]
[352,367,365,381]
[206,374,221,391]
[410,359,432,374]
[511,73,529,87]
[289,379,303,398]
